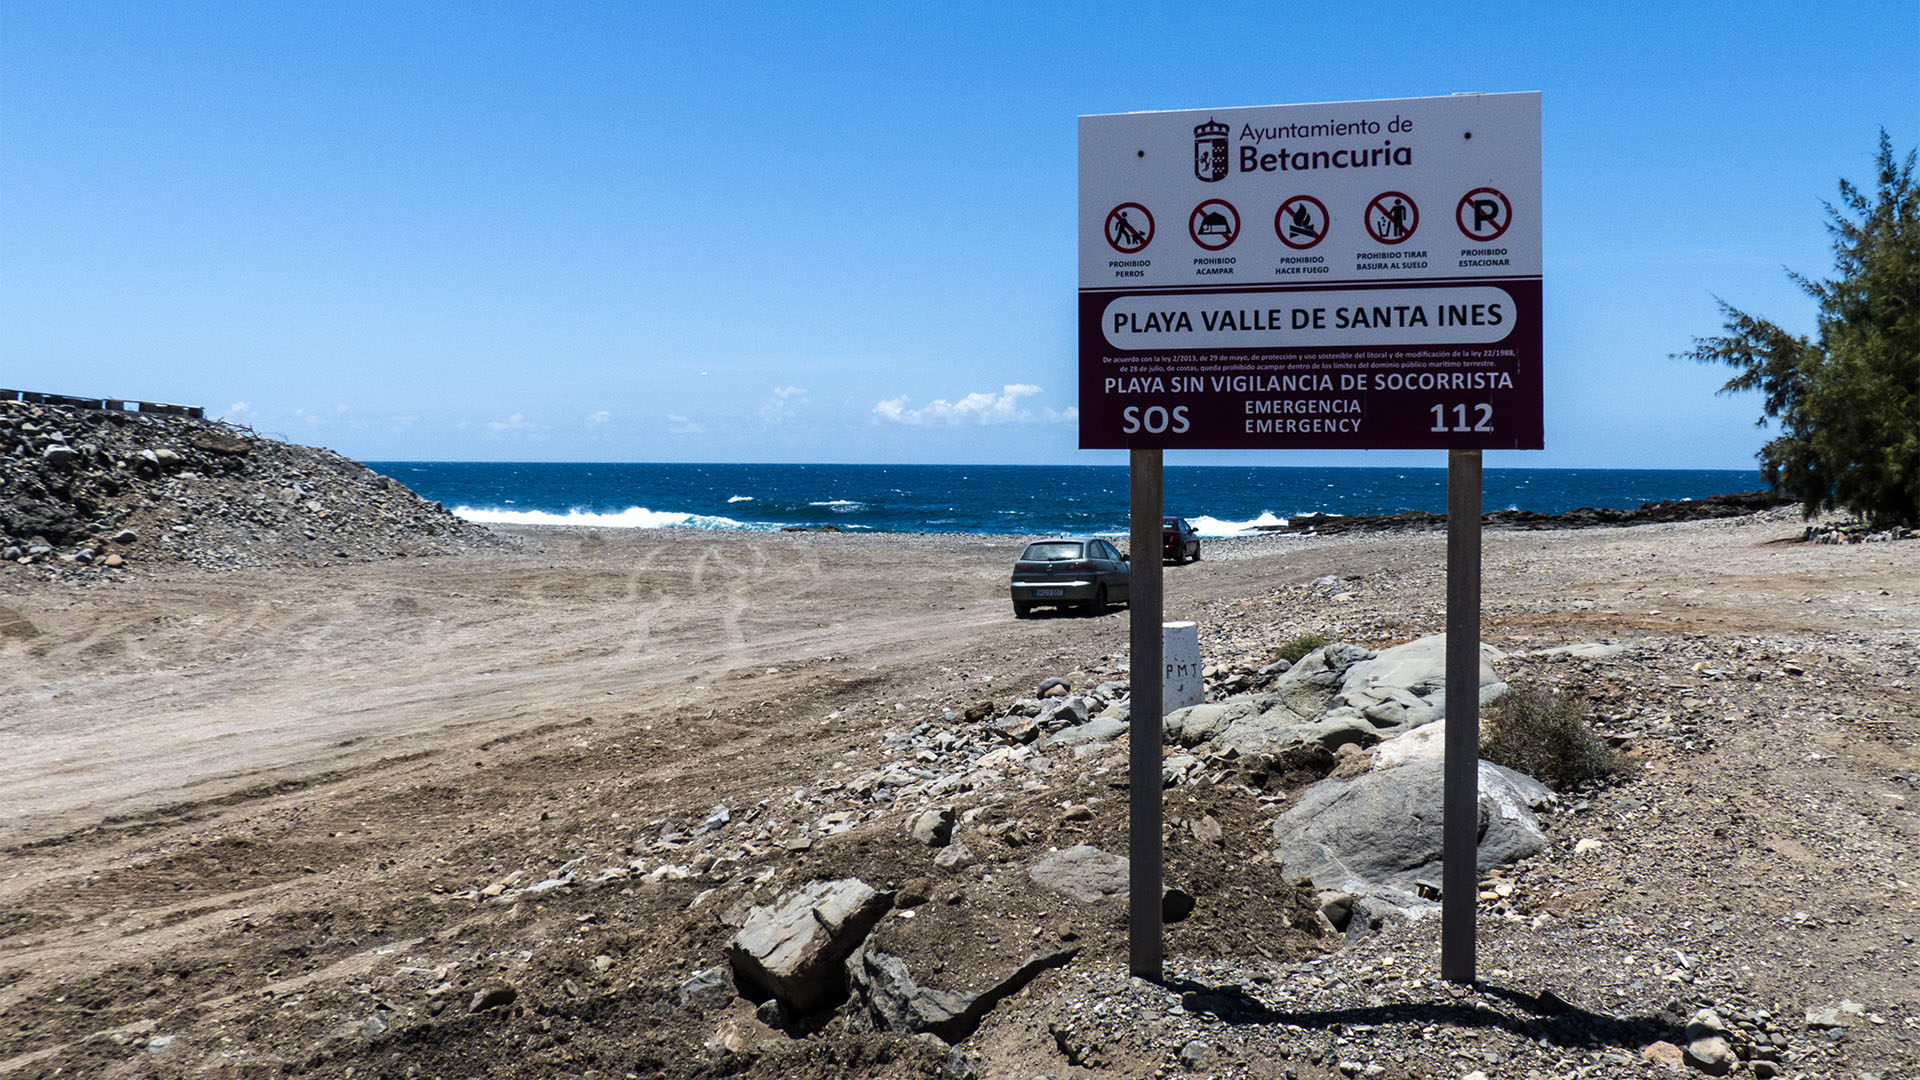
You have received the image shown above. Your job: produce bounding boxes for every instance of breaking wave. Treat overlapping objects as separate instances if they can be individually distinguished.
[452,506,777,531]
[1189,511,1290,537]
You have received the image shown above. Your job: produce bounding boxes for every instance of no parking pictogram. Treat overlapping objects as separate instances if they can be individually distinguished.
[1274,195,1329,249]
[1106,202,1154,254]
[1188,199,1239,251]
[1365,191,1419,245]
[1456,187,1512,241]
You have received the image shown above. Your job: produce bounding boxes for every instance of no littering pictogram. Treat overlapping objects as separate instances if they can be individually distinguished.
[1365,191,1419,245]
[1106,203,1154,254]
[1456,187,1512,241]
[1274,195,1329,250]
[1188,199,1239,251]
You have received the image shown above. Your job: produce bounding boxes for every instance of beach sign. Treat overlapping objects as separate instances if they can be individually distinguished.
[1078,93,1542,450]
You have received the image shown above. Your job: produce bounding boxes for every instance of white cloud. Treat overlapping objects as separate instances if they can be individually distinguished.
[872,384,1073,426]
[586,409,611,426]
[760,385,809,423]
[486,411,535,432]
[225,401,252,417]
[667,413,704,435]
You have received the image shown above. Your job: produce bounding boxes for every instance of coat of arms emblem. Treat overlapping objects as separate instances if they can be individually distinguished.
[1193,118,1230,183]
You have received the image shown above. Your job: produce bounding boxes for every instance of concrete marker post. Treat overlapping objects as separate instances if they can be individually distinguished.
[1127,447,1164,981]
[1441,448,1483,984]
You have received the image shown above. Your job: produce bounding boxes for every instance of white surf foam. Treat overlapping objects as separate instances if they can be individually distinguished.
[1189,511,1289,537]
[452,506,772,531]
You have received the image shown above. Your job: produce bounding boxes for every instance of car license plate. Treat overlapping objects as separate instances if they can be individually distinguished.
[1035,588,1064,598]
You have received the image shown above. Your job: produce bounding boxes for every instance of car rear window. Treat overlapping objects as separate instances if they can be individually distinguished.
[1022,542,1084,561]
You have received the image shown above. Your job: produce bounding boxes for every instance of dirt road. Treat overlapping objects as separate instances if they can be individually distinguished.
[2,516,1915,1078]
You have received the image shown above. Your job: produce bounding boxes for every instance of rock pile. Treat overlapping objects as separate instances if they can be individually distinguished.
[0,399,494,575]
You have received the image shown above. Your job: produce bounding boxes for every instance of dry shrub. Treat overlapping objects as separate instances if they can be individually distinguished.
[1276,633,1330,665]
[1480,686,1633,790]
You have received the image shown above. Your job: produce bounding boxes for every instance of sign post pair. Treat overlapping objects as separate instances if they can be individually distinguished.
[1078,93,1542,984]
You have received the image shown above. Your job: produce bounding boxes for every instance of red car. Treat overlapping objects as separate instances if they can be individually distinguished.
[1162,516,1201,563]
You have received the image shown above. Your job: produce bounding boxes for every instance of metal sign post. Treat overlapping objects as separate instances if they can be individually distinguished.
[1127,448,1165,981]
[1441,448,1483,983]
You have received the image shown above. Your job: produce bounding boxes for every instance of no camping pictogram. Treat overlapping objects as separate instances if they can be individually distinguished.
[1456,187,1512,241]
[1188,199,1239,251]
[1365,191,1419,245]
[1274,195,1329,250]
[1106,203,1154,253]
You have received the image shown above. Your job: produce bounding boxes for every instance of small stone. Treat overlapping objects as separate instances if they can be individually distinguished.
[896,877,933,907]
[676,966,735,1010]
[1178,1039,1209,1069]
[1682,1035,1736,1076]
[1038,678,1071,697]
[469,984,517,1012]
[104,553,123,568]
[933,841,974,871]
[1641,1041,1684,1067]
[909,806,955,847]
[693,804,732,835]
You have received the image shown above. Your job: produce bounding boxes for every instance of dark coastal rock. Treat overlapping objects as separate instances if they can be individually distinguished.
[1268,490,1792,535]
[0,399,494,574]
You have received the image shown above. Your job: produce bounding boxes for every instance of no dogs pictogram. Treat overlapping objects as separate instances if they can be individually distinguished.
[1106,203,1154,253]
[1456,187,1512,241]
[1188,199,1240,251]
[1365,192,1418,245]
[1274,195,1329,250]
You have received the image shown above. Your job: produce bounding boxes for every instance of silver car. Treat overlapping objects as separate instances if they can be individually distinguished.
[1010,537,1131,617]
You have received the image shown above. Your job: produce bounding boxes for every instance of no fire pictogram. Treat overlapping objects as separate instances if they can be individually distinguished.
[1106,203,1154,254]
[1188,199,1239,251]
[1274,195,1329,250]
[1456,187,1512,241]
[1365,191,1418,245]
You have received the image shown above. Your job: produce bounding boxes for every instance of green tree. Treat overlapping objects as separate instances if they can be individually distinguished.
[1681,131,1919,529]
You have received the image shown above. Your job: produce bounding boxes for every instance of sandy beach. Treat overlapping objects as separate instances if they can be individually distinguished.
[2,513,1916,1077]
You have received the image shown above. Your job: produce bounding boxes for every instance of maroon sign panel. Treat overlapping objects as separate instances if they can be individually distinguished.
[1077,279,1543,449]
[1078,94,1543,450]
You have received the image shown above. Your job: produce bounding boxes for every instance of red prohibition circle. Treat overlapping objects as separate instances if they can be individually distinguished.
[1105,202,1154,254]
[1364,191,1419,245]
[1187,199,1240,250]
[1456,187,1512,241]
[1274,195,1330,250]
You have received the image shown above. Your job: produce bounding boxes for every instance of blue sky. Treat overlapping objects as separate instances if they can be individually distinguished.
[2,2,1914,468]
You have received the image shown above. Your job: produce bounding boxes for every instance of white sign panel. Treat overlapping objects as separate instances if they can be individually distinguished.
[1078,93,1542,450]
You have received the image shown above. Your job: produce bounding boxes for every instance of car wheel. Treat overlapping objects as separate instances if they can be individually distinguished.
[1013,600,1032,618]
[1085,585,1107,616]
[1190,542,1201,562]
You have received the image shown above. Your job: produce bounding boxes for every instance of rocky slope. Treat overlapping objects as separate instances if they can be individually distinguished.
[0,399,494,575]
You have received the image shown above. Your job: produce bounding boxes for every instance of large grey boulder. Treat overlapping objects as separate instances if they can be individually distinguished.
[1027,845,1194,921]
[1164,636,1508,759]
[1271,758,1552,909]
[1028,844,1127,903]
[726,878,894,1015]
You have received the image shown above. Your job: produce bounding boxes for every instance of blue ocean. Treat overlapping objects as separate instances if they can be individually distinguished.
[365,463,1765,538]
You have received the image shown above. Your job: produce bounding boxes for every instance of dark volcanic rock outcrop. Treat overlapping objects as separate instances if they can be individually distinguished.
[1,399,494,573]
[1272,490,1792,535]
